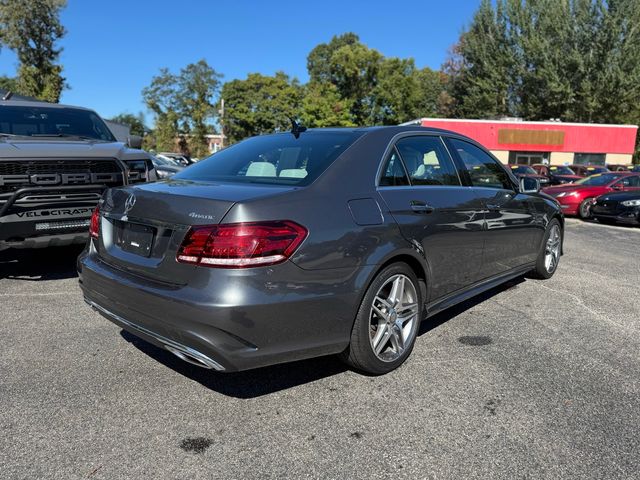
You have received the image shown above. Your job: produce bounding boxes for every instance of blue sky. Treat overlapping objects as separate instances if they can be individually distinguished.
[0,0,480,123]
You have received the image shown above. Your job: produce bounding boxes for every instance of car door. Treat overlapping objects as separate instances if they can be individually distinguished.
[445,137,540,277]
[376,135,486,302]
[613,175,640,192]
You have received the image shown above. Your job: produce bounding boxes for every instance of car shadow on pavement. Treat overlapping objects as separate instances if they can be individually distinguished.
[0,245,84,281]
[418,276,526,337]
[120,276,526,399]
[120,330,348,399]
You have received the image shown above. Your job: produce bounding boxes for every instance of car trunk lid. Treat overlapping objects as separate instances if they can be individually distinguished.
[96,180,295,283]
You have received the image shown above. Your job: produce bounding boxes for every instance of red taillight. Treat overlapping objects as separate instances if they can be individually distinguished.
[89,206,100,239]
[177,221,307,268]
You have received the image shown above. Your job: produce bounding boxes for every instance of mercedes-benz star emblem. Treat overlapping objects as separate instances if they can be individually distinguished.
[124,193,136,214]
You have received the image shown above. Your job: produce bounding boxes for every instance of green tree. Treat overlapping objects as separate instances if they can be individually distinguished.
[0,75,17,93]
[142,68,180,152]
[307,33,382,125]
[220,72,303,144]
[415,67,448,118]
[300,82,354,128]
[177,60,223,157]
[446,0,514,119]
[109,112,146,137]
[307,32,360,84]
[306,32,447,126]
[370,59,444,124]
[142,60,222,156]
[446,0,640,128]
[0,0,67,102]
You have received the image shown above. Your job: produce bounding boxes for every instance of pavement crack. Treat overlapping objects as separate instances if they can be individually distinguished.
[536,283,637,333]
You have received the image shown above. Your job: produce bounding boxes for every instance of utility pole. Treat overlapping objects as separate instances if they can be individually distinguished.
[218,98,225,150]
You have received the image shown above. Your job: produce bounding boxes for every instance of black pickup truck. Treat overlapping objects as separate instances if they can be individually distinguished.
[0,99,156,251]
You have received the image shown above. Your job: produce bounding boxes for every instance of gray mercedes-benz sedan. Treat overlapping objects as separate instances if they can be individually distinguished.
[78,126,563,375]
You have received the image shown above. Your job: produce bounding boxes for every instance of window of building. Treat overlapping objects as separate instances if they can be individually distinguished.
[508,151,550,165]
[574,153,606,166]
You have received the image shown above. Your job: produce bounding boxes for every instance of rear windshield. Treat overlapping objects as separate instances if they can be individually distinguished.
[174,131,364,186]
[0,105,116,141]
[575,173,622,186]
[550,166,574,175]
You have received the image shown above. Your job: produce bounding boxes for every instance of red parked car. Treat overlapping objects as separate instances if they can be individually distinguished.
[542,172,640,218]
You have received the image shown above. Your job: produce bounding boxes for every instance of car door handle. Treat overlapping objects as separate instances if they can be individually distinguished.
[410,200,435,214]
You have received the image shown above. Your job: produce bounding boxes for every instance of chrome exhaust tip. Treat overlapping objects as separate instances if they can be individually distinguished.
[164,344,220,370]
[85,298,225,371]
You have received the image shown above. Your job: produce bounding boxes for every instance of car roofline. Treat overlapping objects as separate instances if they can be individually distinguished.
[0,99,95,112]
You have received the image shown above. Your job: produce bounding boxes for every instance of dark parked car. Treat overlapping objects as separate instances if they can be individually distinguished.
[150,154,184,179]
[508,164,550,187]
[568,164,610,177]
[591,191,640,225]
[531,164,582,185]
[158,152,196,166]
[79,126,564,375]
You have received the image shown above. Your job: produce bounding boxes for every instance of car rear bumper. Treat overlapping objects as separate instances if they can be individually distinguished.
[78,248,367,372]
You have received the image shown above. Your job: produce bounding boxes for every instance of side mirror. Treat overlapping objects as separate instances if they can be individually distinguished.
[520,177,540,194]
[611,183,624,190]
[126,135,143,149]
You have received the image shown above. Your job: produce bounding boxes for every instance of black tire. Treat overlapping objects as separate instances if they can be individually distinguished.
[530,219,562,279]
[578,198,593,219]
[340,263,423,375]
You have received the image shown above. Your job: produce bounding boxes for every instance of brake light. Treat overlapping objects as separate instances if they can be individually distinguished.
[177,221,307,268]
[89,206,100,239]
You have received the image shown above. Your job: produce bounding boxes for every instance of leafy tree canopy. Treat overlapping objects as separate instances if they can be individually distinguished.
[445,0,640,125]
[142,59,222,157]
[220,72,303,144]
[306,33,444,126]
[109,112,147,138]
[0,0,67,102]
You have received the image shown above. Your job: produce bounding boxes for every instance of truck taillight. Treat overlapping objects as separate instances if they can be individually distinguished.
[176,221,307,268]
[89,206,100,239]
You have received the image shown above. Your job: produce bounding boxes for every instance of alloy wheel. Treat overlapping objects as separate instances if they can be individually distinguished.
[544,224,561,273]
[369,274,419,362]
[580,200,592,218]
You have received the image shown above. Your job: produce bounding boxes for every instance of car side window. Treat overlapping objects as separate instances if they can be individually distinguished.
[379,149,410,187]
[449,138,513,190]
[616,176,640,188]
[395,136,460,186]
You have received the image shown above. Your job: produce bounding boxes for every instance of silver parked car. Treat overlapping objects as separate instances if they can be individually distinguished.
[79,126,563,375]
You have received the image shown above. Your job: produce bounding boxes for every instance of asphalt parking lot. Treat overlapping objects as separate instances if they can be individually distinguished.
[1,219,639,479]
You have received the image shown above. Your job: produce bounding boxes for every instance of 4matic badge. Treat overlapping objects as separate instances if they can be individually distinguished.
[189,212,215,220]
